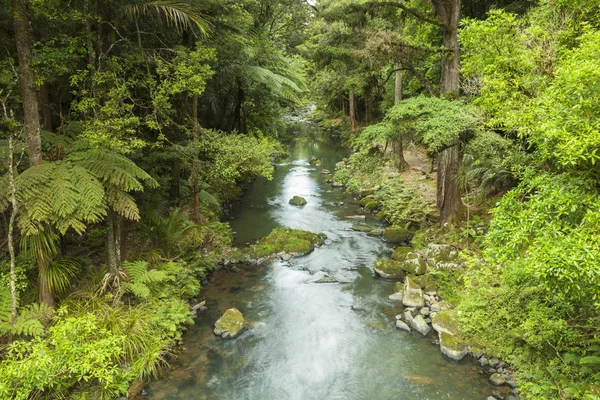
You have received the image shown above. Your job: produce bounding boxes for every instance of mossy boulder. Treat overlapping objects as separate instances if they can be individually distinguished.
[364,201,379,211]
[391,246,411,261]
[402,253,428,275]
[402,277,424,308]
[411,275,439,293]
[383,226,413,244]
[426,243,458,264]
[410,314,431,336]
[373,259,406,279]
[367,229,385,237]
[439,331,468,360]
[432,309,460,336]
[351,224,372,233]
[214,308,245,339]
[359,188,375,197]
[359,195,375,207]
[309,156,322,166]
[289,196,307,206]
[320,169,331,175]
[245,228,326,260]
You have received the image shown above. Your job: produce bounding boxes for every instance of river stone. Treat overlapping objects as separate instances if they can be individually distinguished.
[391,246,412,261]
[402,252,428,275]
[410,315,431,336]
[402,277,424,308]
[309,156,322,166]
[373,259,406,279]
[359,188,375,197]
[364,201,379,211]
[404,310,414,325]
[490,373,506,386]
[430,300,451,313]
[359,195,375,207]
[352,224,372,233]
[426,243,458,265]
[367,229,385,237]
[345,215,366,220]
[289,196,307,206]
[396,320,411,332]
[331,181,344,187]
[439,331,468,361]
[432,310,460,336]
[214,308,245,339]
[388,290,403,301]
[320,169,331,175]
[315,275,337,283]
[383,227,413,244]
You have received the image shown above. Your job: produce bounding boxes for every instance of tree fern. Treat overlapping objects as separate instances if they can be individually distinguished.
[125,0,212,36]
[123,260,167,299]
[0,286,47,337]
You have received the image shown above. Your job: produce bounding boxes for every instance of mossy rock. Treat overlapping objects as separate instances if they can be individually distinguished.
[402,253,428,275]
[214,308,245,339]
[373,259,406,279]
[432,309,460,336]
[439,331,467,361]
[402,277,424,308]
[411,275,439,292]
[394,281,404,293]
[367,229,385,237]
[375,211,386,220]
[245,228,326,260]
[359,195,375,207]
[309,157,322,166]
[320,169,331,175]
[364,201,379,211]
[426,243,459,264]
[359,188,375,197]
[352,224,372,233]
[289,196,307,206]
[391,246,412,261]
[383,226,413,244]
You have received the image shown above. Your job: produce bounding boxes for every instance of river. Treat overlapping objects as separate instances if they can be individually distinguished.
[147,122,496,399]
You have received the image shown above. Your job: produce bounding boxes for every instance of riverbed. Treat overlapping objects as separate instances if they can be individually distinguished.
[147,123,495,399]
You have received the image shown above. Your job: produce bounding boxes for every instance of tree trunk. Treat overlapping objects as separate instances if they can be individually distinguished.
[432,0,463,224]
[38,263,55,308]
[38,83,52,131]
[394,61,409,170]
[12,0,42,166]
[349,88,357,131]
[169,158,181,202]
[106,209,120,274]
[6,109,18,336]
[191,95,201,223]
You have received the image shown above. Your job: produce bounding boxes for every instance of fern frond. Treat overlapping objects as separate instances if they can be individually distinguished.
[125,0,212,36]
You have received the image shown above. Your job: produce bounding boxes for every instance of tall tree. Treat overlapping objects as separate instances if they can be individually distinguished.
[432,0,463,223]
[12,0,41,166]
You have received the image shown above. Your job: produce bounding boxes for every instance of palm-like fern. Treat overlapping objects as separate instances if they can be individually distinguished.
[125,0,212,36]
[0,287,47,337]
[123,260,167,299]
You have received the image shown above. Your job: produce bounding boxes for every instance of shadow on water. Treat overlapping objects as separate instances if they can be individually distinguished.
[147,122,496,400]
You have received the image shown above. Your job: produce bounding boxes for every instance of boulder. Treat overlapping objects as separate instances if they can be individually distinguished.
[402,252,428,275]
[289,196,307,206]
[367,229,385,237]
[359,195,375,207]
[396,320,411,332]
[388,289,403,301]
[391,246,412,261]
[214,308,245,339]
[402,277,424,308]
[490,373,506,386]
[439,331,468,361]
[315,275,338,283]
[320,169,331,175]
[309,156,322,166]
[432,310,460,336]
[430,300,451,313]
[351,224,372,233]
[426,243,459,265]
[383,227,413,244]
[345,215,366,220]
[410,315,431,336]
[373,259,406,279]
[364,201,379,211]
[359,188,375,197]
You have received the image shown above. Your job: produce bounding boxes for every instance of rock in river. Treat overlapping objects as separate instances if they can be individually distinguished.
[289,196,307,206]
[410,314,431,336]
[373,259,406,279]
[402,277,424,308]
[432,310,460,336]
[439,331,468,361]
[351,224,372,233]
[214,308,245,339]
[383,226,413,244]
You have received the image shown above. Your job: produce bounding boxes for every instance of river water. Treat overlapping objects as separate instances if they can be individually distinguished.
[147,123,496,399]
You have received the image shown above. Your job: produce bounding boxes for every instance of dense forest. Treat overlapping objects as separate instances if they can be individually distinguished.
[0,0,599,398]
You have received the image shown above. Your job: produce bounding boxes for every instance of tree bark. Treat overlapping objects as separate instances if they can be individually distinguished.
[349,88,357,131]
[393,2,409,170]
[38,83,52,131]
[12,0,42,166]
[432,0,463,224]
[38,263,55,308]
[6,109,18,335]
[191,95,201,223]
[106,208,120,274]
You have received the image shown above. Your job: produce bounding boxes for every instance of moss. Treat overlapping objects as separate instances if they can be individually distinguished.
[391,246,412,261]
[359,195,375,207]
[373,259,406,279]
[364,201,379,211]
[289,196,307,206]
[412,275,439,292]
[383,226,413,243]
[245,228,326,259]
[432,310,460,336]
[394,281,404,293]
[367,229,385,237]
[402,253,428,275]
[351,224,372,232]
[309,156,322,165]
[439,331,465,351]
[214,308,245,338]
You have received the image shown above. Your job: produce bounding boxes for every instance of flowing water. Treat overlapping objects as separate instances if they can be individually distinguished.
[147,123,497,400]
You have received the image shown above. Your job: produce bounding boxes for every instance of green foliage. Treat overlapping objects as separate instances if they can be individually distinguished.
[333,149,389,192]
[123,260,168,300]
[245,228,326,259]
[374,178,429,228]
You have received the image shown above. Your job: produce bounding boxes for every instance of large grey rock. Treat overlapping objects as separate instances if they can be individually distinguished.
[402,277,424,308]
[490,373,506,386]
[410,314,431,336]
[388,291,403,301]
[426,243,458,266]
[373,259,406,279]
[396,320,411,332]
[439,331,468,361]
[432,310,460,336]
[289,196,307,206]
[214,308,245,339]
